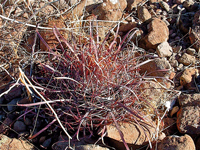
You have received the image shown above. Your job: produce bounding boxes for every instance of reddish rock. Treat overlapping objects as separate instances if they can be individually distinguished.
[0,134,35,150]
[142,18,169,49]
[177,106,200,134]
[118,21,137,32]
[104,121,157,149]
[92,0,127,21]
[139,58,171,78]
[127,0,146,10]
[13,121,26,132]
[156,134,195,150]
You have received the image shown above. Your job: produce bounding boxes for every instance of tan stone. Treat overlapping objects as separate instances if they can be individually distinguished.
[0,134,35,150]
[105,121,156,149]
[180,68,198,89]
[137,6,152,22]
[178,53,196,66]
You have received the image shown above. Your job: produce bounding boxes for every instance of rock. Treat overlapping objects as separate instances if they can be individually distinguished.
[13,121,26,132]
[0,134,35,150]
[139,81,170,112]
[178,93,200,107]
[159,1,170,12]
[126,0,146,10]
[156,134,195,150]
[104,121,156,149]
[178,53,196,66]
[177,106,200,134]
[7,98,21,112]
[87,0,127,38]
[137,6,151,22]
[156,41,173,57]
[139,58,171,78]
[118,21,137,32]
[189,28,200,52]
[189,10,200,52]
[170,106,179,117]
[179,68,198,89]
[142,18,169,49]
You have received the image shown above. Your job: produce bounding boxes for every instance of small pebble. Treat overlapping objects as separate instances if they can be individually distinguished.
[13,121,26,132]
[159,1,170,12]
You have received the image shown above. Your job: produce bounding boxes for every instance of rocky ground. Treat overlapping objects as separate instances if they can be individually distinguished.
[0,0,200,150]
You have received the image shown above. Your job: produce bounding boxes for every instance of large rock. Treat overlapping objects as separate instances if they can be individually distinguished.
[104,121,157,149]
[142,18,169,49]
[139,58,171,78]
[177,94,200,134]
[177,106,200,134]
[156,134,195,150]
[0,134,35,150]
[178,93,200,108]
